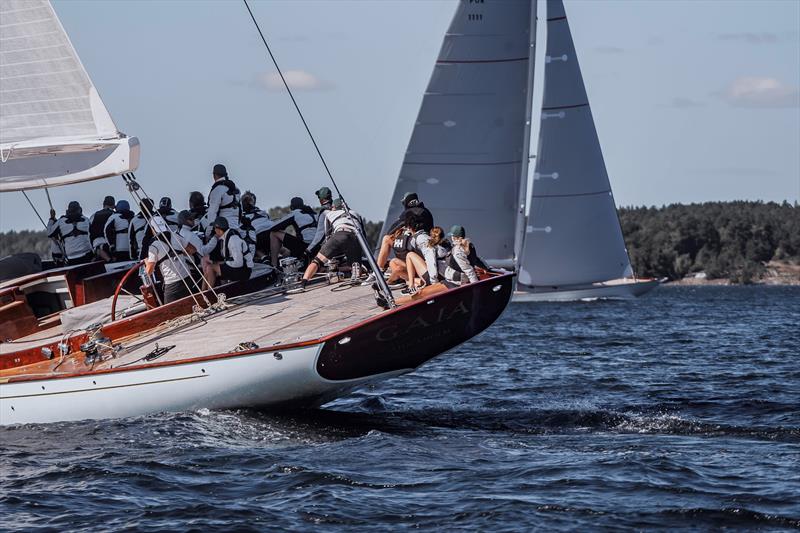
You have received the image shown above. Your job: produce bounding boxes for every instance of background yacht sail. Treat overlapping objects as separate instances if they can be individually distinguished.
[518,0,631,287]
[381,0,535,266]
[0,0,138,192]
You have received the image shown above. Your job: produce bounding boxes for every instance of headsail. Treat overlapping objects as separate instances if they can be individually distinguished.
[381,0,535,266]
[518,0,630,287]
[0,0,138,192]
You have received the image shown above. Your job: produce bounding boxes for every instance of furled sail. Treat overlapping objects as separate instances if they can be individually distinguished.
[0,0,139,192]
[381,0,536,266]
[518,0,631,287]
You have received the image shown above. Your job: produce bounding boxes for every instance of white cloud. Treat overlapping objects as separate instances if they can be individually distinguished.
[259,70,331,92]
[720,77,800,108]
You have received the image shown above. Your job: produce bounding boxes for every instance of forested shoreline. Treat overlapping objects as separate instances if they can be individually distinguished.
[2,201,797,284]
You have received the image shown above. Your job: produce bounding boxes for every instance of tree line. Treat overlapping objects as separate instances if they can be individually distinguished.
[2,201,797,283]
[619,201,799,283]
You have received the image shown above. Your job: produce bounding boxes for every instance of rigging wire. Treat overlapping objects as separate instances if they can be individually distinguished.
[242,0,395,307]
[21,191,47,229]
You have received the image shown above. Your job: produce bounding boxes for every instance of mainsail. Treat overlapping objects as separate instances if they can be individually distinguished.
[381,0,536,266]
[517,0,631,287]
[0,0,138,192]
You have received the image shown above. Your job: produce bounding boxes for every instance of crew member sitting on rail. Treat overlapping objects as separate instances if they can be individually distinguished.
[439,225,487,285]
[269,197,318,268]
[289,198,363,293]
[104,200,134,262]
[144,229,196,304]
[385,224,414,286]
[240,191,272,260]
[129,198,154,260]
[375,191,434,275]
[88,195,115,262]
[48,201,94,265]
[201,163,241,237]
[157,197,179,229]
[306,186,333,258]
[402,215,441,293]
[202,217,253,288]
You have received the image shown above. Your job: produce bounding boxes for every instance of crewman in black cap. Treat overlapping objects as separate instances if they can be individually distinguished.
[48,201,94,265]
[88,195,115,261]
[305,186,333,258]
[157,197,179,229]
[201,163,241,237]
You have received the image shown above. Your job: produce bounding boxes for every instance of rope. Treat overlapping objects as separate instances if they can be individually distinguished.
[21,191,47,229]
[242,0,396,308]
[122,173,208,309]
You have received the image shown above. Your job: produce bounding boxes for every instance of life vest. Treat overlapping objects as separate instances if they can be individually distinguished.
[62,218,89,239]
[392,232,412,261]
[447,243,479,273]
[221,229,253,266]
[210,179,241,211]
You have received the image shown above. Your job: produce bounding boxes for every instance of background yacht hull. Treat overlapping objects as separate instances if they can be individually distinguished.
[513,278,659,302]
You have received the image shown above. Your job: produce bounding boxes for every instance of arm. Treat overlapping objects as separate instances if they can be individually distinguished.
[308,215,326,249]
[47,217,61,239]
[200,235,218,257]
[229,236,244,267]
[416,234,439,283]
[144,246,159,276]
[104,216,116,251]
[453,246,478,283]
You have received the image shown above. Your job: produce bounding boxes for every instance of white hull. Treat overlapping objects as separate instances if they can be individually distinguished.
[513,279,659,302]
[0,343,401,425]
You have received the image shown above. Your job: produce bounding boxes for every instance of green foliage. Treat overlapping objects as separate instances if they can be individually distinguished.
[620,201,800,283]
[0,230,51,259]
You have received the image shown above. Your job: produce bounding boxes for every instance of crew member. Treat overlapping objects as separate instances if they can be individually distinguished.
[144,230,196,304]
[306,186,333,257]
[202,217,253,288]
[188,191,207,233]
[157,197,179,229]
[403,213,440,293]
[104,200,134,261]
[240,191,272,260]
[269,197,317,268]
[46,211,65,266]
[201,163,241,236]
[129,198,154,260]
[48,201,93,265]
[376,192,434,270]
[290,198,363,293]
[88,195,115,261]
[441,225,486,285]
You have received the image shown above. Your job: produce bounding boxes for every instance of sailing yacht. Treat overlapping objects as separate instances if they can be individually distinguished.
[0,0,514,425]
[381,0,658,301]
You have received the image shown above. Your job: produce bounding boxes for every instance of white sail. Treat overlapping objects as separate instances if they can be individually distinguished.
[0,0,138,192]
[381,0,535,265]
[518,0,630,287]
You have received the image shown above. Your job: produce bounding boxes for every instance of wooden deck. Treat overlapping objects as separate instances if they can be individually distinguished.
[0,279,387,381]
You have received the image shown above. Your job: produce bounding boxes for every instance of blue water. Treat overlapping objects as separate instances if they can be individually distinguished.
[2,286,799,530]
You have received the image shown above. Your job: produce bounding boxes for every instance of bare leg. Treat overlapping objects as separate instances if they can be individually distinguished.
[406,252,428,288]
[97,247,111,262]
[301,253,328,281]
[376,235,392,270]
[270,231,285,267]
[203,263,220,289]
[388,258,407,282]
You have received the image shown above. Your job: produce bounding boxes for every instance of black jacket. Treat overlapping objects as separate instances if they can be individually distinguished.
[388,203,434,234]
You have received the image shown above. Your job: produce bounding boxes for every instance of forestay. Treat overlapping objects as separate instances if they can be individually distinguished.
[0,0,138,192]
[381,0,535,265]
[518,0,631,287]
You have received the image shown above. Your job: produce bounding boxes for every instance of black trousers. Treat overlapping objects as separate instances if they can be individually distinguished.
[163,280,191,303]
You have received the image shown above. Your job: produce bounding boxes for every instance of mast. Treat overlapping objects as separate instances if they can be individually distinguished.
[513,0,539,268]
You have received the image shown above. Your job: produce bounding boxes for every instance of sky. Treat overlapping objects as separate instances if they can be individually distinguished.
[1,0,798,232]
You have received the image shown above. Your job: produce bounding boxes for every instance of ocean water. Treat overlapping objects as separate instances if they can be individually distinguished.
[2,286,799,531]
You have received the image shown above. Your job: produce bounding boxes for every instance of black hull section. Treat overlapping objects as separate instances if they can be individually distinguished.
[316,274,514,381]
